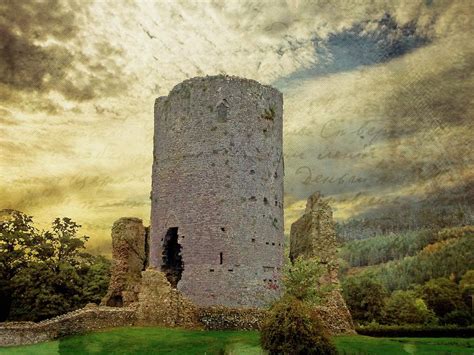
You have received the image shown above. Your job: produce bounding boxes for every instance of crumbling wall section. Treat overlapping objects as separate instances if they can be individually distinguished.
[290,192,355,335]
[135,268,198,327]
[101,217,146,307]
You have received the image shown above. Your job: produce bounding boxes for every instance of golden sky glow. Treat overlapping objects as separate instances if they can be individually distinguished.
[1,0,472,253]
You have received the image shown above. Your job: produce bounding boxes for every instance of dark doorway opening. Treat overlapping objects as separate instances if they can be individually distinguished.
[107,294,123,307]
[161,227,184,288]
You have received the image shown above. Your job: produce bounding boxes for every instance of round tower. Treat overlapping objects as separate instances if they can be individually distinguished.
[150,75,284,308]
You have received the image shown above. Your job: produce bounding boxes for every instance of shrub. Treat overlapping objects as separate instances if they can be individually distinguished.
[282,256,331,304]
[260,295,337,355]
[442,310,473,326]
[384,290,437,325]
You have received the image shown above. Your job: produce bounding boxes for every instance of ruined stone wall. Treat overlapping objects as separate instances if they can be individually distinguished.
[135,268,197,327]
[0,268,266,347]
[150,75,284,307]
[0,305,136,347]
[101,218,146,307]
[290,192,355,335]
[198,306,266,330]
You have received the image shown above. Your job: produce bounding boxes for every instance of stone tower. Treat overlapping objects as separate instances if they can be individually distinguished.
[150,75,284,308]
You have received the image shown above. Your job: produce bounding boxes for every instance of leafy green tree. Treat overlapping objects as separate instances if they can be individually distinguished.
[459,270,474,311]
[0,212,110,321]
[384,290,437,325]
[347,233,474,292]
[80,255,112,305]
[0,210,43,321]
[37,217,89,267]
[420,278,467,321]
[9,261,83,321]
[342,275,388,324]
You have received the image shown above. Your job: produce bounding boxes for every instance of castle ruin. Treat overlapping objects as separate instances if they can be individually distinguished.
[101,218,147,307]
[150,75,285,307]
[0,76,357,347]
[290,192,355,334]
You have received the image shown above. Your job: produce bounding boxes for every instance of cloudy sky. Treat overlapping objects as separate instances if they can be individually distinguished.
[1,0,472,253]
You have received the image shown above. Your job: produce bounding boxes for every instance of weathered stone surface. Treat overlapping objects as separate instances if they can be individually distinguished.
[101,217,146,307]
[0,75,289,346]
[0,305,136,347]
[290,192,355,335]
[198,306,267,330]
[135,268,198,328]
[0,300,269,346]
[150,75,284,308]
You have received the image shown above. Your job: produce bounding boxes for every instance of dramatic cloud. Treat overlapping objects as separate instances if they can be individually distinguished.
[0,0,128,113]
[1,0,472,251]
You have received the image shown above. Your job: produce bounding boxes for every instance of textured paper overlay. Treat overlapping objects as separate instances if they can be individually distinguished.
[1,0,472,253]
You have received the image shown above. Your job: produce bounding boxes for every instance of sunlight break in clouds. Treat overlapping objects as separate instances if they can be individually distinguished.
[1,0,472,252]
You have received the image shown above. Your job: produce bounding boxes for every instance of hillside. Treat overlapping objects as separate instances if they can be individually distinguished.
[339,226,474,291]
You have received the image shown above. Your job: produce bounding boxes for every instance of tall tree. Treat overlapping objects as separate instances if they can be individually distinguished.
[420,278,466,319]
[0,210,42,321]
[384,290,437,325]
[342,275,388,324]
[1,211,110,321]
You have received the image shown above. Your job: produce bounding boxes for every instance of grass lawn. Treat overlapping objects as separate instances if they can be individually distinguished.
[1,327,473,354]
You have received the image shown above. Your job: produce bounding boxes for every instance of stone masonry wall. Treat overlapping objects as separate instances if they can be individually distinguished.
[0,304,136,347]
[101,218,146,307]
[135,268,198,328]
[198,306,267,330]
[150,75,284,308]
[290,192,355,335]
[0,268,268,347]
[0,267,194,346]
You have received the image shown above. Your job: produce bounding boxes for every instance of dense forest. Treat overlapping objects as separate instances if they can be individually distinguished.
[339,227,473,270]
[339,226,474,327]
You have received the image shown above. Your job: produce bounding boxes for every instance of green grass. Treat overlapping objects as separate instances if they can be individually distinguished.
[1,327,473,354]
[336,335,474,354]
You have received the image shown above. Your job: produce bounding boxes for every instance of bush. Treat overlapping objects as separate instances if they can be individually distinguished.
[384,290,437,325]
[282,256,331,304]
[442,310,473,326]
[260,295,337,355]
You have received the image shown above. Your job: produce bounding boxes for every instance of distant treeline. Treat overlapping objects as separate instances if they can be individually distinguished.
[336,204,473,242]
[339,227,471,268]
[340,226,474,291]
